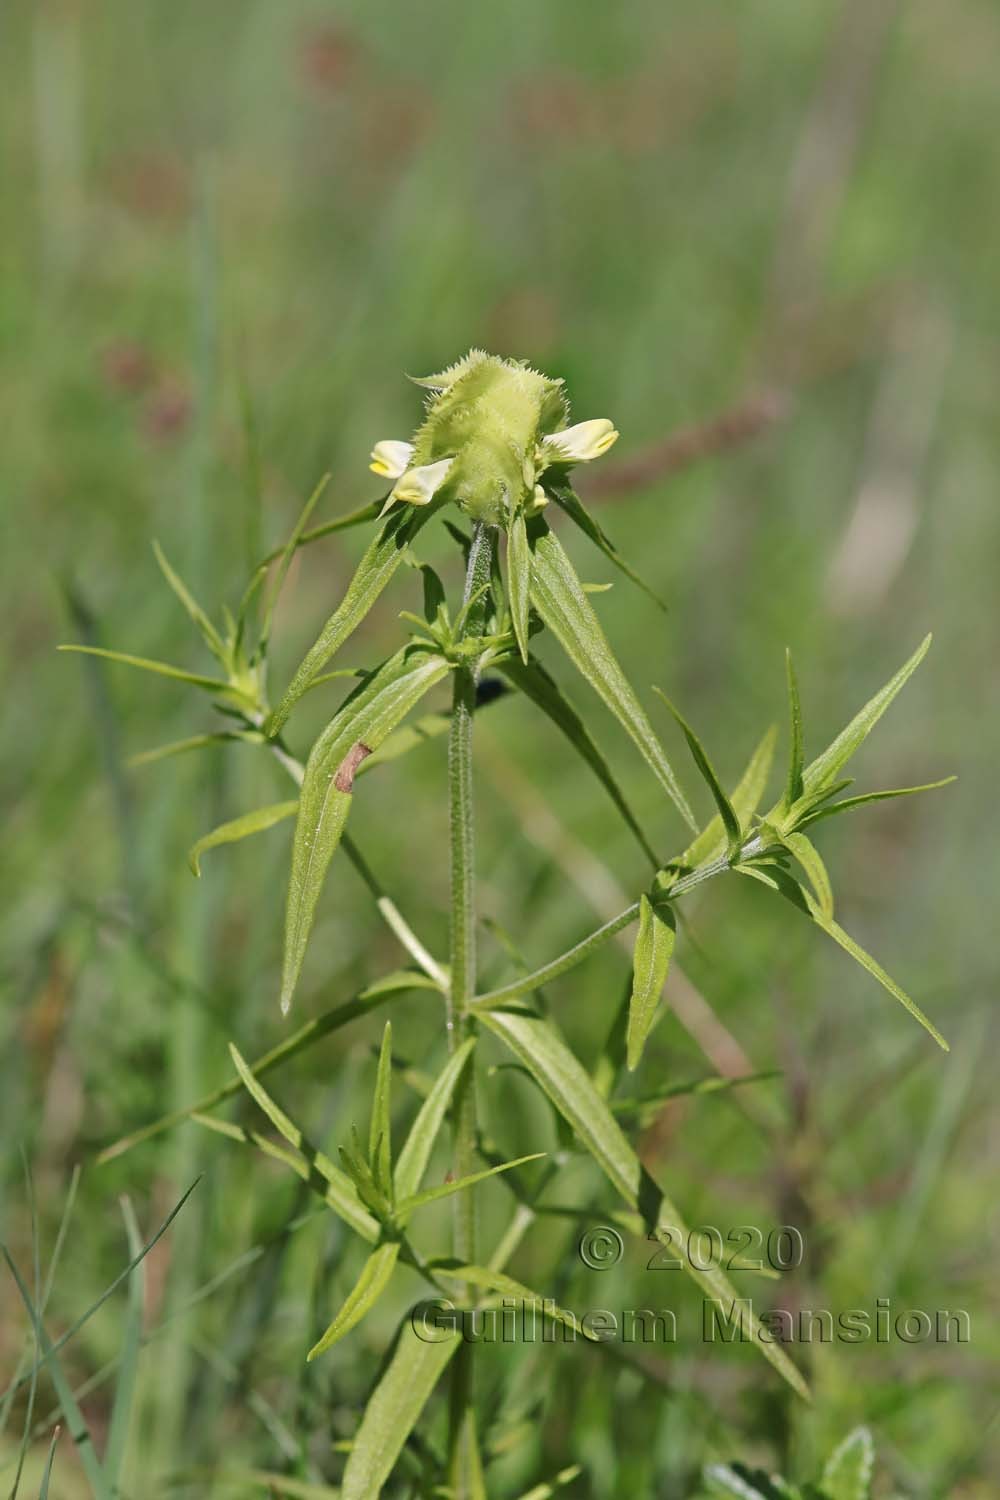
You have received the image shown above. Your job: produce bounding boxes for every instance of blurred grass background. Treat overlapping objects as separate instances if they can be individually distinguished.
[1,0,997,1494]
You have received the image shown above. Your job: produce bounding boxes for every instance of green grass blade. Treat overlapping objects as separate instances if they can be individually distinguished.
[307,1242,400,1360]
[653,689,740,854]
[340,1322,460,1500]
[513,1465,583,1500]
[282,647,452,1012]
[680,726,777,870]
[822,1426,875,1500]
[394,1039,475,1201]
[2,1250,112,1500]
[151,540,228,665]
[128,731,252,768]
[57,645,235,696]
[370,1023,394,1197]
[395,1154,545,1217]
[803,635,932,792]
[0,1182,199,1409]
[266,504,433,736]
[97,970,433,1162]
[548,477,667,611]
[478,1008,811,1400]
[188,800,298,876]
[37,1426,60,1498]
[103,1198,143,1494]
[507,509,532,664]
[528,523,695,831]
[499,655,658,865]
[626,895,676,1071]
[258,472,330,659]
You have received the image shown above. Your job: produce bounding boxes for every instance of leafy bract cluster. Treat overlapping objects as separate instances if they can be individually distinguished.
[64,353,951,1496]
[702,1424,876,1500]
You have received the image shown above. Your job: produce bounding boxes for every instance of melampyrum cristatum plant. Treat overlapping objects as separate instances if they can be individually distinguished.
[66,351,953,1499]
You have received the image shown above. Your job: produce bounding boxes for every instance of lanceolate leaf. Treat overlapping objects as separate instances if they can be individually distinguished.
[228,1045,377,1235]
[57,645,236,698]
[395,1154,544,1218]
[680,726,777,871]
[803,635,932,793]
[528,523,695,832]
[499,655,658,865]
[430,1263,591,1341]
[152,541,228,665]
[784,648,804,808]
[507,510,532,664]
[282,647,453,1013]
[821,1427,875,1500]
[267,505,433,737]
[478,1008,810,1399]
[776,830,834,920]
[626,895,676,1071]
[307,1242,400,1361]
[798,777,955,829]
[340,1322,460,1500]
[370,1023,394,1197]
[547,477,667,611]
[188,800,298,876]
[653,689,740,855]
[394,1040,475,1202]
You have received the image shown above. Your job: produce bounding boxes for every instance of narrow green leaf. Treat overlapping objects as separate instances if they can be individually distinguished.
[370,1023,394,1197]
[528,523,695,831]
[431,1263,591,1341]
[193,1112,378,1244]
[228,1045,378,1232]
[282,647,452,1013]
[267,504,433,737]
[514,1465,583,1500]
[395,1154,544,1218]
[355,708,452,773]
[803,635,932,792]
[479,1008,810,1400]
[394,1039,475,1201]
[799,777,955,829]
[103,1198,143,1493]
[776,830,834,920]
[57,645,237,698]
[38,1426,60,1499]
[340,1322,460,1500]
[803,897,949,1051]
[2,1251,113,1500]
[98,969,431,1162]
[784,648,804,807]
[548,477,667,611]
[256,500,383,568]
[822,1427,875,1500]
[259,473,330,658]
[499,655,658,865]
[507,509,531,664]
[307,1242,400,1360]
[129,731,256,768]
[626,896,676,1071]
[188,800,298,877]
[680,726,777,870]
[152,540,228,665]
[653,689,740,855]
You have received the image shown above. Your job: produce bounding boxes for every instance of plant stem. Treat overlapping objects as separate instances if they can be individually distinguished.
[447,521,495,1499]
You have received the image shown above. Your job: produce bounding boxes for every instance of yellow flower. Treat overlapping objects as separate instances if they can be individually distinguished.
[379,456,456,518]
[369,439,414,479]
[539,418,619,465]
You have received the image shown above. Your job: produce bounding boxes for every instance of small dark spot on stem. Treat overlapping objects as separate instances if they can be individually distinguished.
[334,741,371,792]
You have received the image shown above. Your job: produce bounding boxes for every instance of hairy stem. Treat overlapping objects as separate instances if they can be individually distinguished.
[447,521,495,1498]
